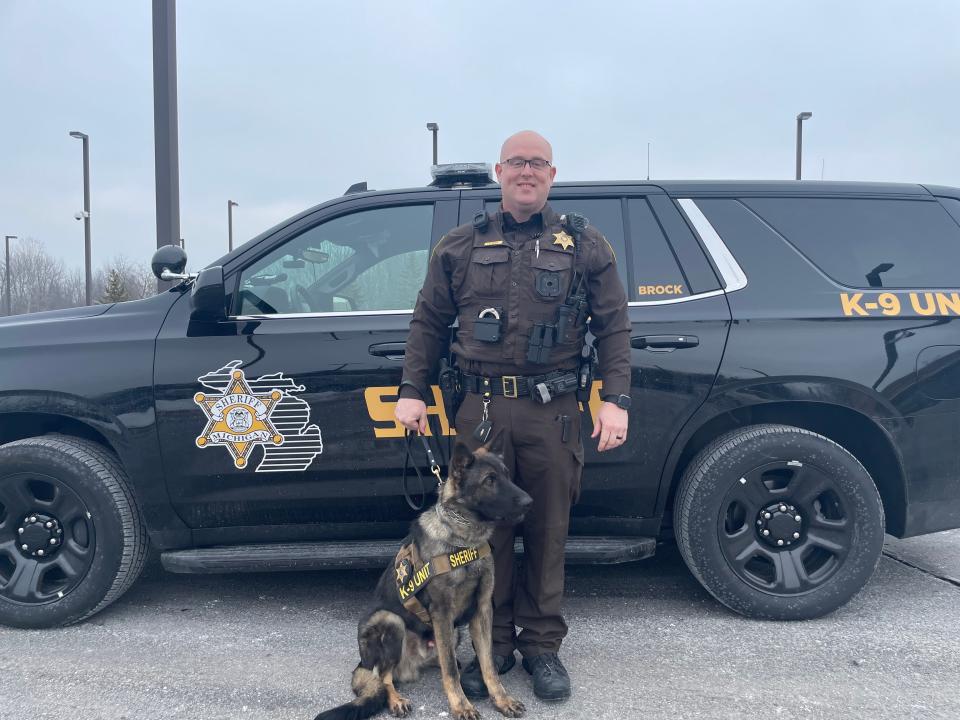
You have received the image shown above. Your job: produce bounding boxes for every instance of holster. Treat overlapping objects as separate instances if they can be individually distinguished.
[438,358,464,429]
[577,343,598,402]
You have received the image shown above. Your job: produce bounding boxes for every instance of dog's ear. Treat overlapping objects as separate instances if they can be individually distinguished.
[482,429,505,456]
[450,439,475,476]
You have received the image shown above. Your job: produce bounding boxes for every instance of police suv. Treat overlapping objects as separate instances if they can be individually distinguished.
[2,164,959,629]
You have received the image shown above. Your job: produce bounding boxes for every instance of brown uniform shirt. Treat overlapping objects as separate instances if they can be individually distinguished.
[400,203,630,400]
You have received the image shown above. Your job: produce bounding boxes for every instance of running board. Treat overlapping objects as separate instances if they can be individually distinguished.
[160,536,657,574]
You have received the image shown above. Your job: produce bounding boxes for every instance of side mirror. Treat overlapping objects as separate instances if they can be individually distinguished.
[151,244,188,280]
[190,266,226,322]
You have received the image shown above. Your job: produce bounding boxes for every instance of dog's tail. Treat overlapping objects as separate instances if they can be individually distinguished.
[313,665,388,720]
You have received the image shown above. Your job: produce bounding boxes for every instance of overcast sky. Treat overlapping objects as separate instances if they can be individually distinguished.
[1,0,959,272]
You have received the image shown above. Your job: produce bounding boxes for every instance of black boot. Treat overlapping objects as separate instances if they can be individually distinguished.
[460,651,516,699]
[521,652,571,701]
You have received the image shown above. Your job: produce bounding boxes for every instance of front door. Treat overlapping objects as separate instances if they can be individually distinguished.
[154,194,457,541]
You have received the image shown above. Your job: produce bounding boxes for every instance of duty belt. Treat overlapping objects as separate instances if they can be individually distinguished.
[461,370,576,399]
[394,540,491,625]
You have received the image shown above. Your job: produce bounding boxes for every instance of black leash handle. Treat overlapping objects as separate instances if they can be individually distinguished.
[401,415,447,511]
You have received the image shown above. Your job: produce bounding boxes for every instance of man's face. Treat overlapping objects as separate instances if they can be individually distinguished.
[495,134,556,217]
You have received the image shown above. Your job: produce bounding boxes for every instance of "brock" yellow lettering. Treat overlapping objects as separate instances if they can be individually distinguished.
[637,284,684,296]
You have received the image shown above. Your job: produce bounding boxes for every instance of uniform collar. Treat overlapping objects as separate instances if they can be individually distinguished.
[496,203,560,233]
[500,210,543,233]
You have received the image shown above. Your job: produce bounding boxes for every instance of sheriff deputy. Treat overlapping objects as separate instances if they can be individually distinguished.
[395,130,631,702]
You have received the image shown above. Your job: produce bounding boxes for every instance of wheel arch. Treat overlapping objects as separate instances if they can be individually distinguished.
[658,393,907,537]
[0,411,119,456]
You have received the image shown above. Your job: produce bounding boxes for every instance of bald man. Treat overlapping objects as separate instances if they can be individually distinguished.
[396,131,631,702]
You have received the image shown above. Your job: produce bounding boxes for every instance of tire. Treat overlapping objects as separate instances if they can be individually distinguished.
[674,423,885,620]
[0,435,148,628]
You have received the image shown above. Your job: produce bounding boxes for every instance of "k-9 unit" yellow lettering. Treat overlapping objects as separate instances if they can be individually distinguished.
[840,292,960,317]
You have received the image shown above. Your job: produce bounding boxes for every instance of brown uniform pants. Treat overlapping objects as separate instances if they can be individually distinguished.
[454,387,584,658]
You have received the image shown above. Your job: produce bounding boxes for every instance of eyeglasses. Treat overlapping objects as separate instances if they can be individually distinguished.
[500,157,552,171]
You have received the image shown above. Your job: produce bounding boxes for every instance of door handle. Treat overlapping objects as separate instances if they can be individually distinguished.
[631,334,699,351]
[369,342,406,360]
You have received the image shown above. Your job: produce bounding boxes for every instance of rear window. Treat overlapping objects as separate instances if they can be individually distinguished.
[743,197,960,288]
[625,198,690,301]
[937,197,960,228]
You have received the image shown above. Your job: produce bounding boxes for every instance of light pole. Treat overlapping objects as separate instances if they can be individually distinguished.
[69,130,92,305]
[426,122,439,165]
[795,112,812,180]
[4,235,15,316]
[227,200,238,251]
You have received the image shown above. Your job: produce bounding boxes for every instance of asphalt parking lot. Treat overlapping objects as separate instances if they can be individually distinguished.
[1,531,958,720]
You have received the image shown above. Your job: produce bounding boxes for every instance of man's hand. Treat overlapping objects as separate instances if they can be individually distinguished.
[591,402,628,452]
[396,397,428,433]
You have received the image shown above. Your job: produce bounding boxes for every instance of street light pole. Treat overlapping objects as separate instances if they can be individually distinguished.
[795,112,813,180]
[227,200,238,251]
[69,131,92,305]
[426,123,438,165]
[4,235,15,316]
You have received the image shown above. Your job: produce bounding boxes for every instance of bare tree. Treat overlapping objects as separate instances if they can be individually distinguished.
[7,238,68,314]
[0,239,157,316]
[63,267,86,307]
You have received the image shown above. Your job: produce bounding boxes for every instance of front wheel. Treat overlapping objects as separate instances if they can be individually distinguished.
[674,424,885,620]
[0,435,147,628]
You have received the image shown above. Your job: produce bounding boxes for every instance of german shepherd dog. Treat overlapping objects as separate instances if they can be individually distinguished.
[314,436,532,720]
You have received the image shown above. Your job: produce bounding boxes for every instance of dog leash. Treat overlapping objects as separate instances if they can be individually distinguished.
[401,415,446,511]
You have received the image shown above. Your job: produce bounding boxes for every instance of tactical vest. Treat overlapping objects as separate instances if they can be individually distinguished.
[394,540,491,625]
[451,211,590,369]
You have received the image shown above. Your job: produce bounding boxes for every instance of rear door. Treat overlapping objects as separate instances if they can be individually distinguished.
[703,191,960,536]
[154,192,458,541]
[459,187,732,519]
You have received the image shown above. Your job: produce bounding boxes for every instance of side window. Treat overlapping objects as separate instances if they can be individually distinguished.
[626,198,690,301]
[484,198,628,289]
[237,204,434,315]
[743,197,960,288]
[937,197,960,228]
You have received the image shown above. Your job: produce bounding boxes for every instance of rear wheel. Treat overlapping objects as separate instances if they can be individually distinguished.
[674,423,885,620]
[0,435,147,628]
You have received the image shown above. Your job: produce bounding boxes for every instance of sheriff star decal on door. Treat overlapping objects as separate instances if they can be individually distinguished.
[194,361,323,472]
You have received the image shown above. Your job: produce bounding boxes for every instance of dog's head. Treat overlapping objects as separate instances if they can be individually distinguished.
[442,434,533,524]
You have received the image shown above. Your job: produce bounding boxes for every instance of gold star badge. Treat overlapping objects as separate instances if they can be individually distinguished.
[552,230,575,251]
[194,369,284,469]
[396,559,411,583]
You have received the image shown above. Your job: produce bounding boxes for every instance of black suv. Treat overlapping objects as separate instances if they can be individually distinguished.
[2,167,960,629]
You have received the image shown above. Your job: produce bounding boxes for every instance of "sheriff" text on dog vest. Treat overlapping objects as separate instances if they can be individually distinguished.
[449,547,480,568]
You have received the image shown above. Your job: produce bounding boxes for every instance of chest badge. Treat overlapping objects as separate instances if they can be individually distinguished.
[552,230,575,251]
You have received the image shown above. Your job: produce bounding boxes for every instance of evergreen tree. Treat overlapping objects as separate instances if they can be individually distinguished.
[100,268,129,303]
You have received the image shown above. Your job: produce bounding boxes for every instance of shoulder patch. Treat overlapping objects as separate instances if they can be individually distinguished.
[430,221,476,259]
[430,234,448,260]
[602,236,617,263]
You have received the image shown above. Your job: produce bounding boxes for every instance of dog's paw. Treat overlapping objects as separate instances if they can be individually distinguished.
[389,695,413,717]
[453,701,482,720]
[493,695,525,717]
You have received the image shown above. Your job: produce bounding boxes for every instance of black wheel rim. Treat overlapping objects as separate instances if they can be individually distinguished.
[0,472,96,605]
[717,460,852,597]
